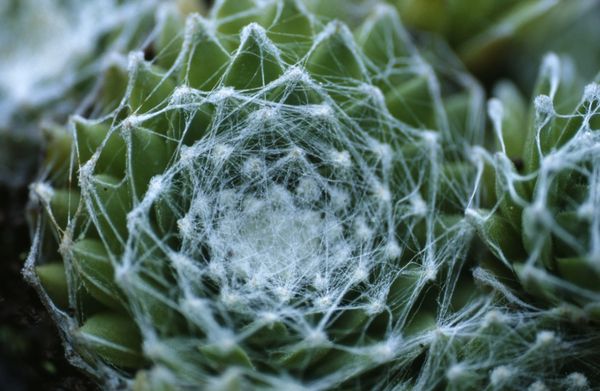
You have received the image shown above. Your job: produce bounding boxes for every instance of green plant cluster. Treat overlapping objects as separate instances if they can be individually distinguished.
[3,0,598,389]
[470,54,600,316]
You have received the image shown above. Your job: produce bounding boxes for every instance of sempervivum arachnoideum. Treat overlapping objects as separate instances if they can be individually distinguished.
[25,1,598,389]
[468,53,600,319]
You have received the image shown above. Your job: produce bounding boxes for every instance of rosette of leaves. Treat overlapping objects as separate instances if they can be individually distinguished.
[26,0,599,389]
[469,53,600,319]
[0,0,169,188]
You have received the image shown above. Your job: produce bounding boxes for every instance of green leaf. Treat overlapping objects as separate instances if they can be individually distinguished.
[384,75,433,128]
[224,24,284,90]
[89,174,132,252]
[78,312,144,369]
[306,21,366,83]
[72,239,125,311]
[556,257,600,293]
[49,189,80,230]
[355,5,411,72]
[182,15,230,90]
[468,210,527,263]
[75,118,126,178]
[36,263,69,309]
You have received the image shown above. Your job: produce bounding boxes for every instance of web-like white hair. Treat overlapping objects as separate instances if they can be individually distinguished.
[473,53,600,306]
[26,1,600,389]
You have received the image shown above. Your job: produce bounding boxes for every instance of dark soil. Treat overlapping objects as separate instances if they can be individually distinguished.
[0,186,98,391]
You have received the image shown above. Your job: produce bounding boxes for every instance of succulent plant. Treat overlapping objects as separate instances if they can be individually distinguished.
[468,53,600,317]
[25,0,600,389]
[0,0,167,187]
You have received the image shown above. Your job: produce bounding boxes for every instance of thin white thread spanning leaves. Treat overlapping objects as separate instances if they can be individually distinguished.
[28,1,600,389]
[114,12,474,386]
[476,53,600,306]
